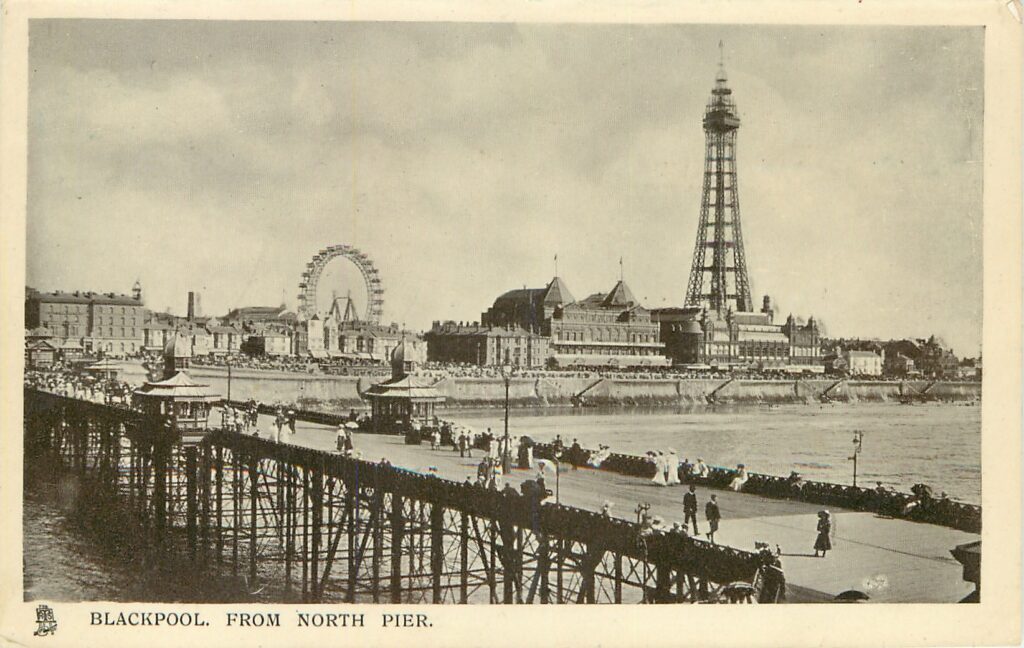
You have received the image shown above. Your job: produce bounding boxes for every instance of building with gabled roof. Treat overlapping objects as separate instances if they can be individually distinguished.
[476,275,668,368]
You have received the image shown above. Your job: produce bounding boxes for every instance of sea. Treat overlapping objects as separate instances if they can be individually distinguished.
[446,401,981,503]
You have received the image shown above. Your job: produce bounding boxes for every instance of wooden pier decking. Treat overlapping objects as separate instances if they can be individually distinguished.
[249,413,979,603]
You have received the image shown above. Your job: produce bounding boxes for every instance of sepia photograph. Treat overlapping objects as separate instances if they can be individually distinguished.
[2,3,1021,647]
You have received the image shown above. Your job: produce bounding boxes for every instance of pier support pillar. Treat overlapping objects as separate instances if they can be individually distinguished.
[249,453,258,589]
[310,468,323,602]
[185,445,198,560]
[390,492,404,603]
[459,512,469,604]
[199,443,211,564]
[152,440,168,544]
[537,536,551,604]
[430,503,444,603]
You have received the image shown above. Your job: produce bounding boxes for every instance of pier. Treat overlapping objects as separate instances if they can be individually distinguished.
[24,389,784,604]
[230,402,981,602]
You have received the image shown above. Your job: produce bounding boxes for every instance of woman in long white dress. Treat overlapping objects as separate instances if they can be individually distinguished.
[729,463,749,491]
[666,449,682,486]
[651,452,668,486]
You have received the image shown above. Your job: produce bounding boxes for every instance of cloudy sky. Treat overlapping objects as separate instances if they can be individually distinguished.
[27,21,983,354]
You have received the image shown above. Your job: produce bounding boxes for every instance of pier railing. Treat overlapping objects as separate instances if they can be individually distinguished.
[531,445,981,534]
[24,389,783,604]
[222,399,981,533]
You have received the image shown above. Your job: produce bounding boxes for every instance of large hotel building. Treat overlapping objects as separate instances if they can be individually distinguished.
[25,283,146,356]
[426,276,669,368]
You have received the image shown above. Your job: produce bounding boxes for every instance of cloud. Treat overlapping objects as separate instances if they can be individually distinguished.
[26,21,983,354]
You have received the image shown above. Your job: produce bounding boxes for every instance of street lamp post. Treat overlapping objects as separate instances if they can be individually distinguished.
[552,454,561,504]
[635,502,651,525]
[501,364,512,475]
[227,355,233,404]
[849,430,864,487]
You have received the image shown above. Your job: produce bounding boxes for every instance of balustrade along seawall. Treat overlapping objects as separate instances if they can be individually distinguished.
[23,389,784,604]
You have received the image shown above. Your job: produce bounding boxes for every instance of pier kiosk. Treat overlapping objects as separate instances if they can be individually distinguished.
[364,339,445,436]
[132,332,219,445]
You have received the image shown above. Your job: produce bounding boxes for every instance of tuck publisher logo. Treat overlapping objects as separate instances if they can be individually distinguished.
[33,604,57,637]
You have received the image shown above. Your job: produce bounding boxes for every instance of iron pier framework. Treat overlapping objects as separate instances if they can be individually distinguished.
[24,389,783,604]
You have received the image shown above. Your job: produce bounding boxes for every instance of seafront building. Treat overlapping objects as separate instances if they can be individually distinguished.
[424,321,549,368]
[477,276,668,368]
[25,282,146,356]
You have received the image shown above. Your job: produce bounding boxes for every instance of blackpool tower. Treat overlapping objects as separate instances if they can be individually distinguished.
[684,43,753,316]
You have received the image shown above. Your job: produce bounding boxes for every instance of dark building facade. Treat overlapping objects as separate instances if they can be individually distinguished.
[424,321,549,368]
[26,286,147,356]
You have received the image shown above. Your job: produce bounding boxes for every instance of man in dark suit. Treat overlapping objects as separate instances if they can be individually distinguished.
[683,485,699,535]
[705,494,721,544]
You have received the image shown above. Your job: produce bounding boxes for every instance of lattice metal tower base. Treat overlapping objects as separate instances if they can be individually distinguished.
[685,43,753,315]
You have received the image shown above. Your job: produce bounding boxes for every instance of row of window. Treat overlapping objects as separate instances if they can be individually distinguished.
[562,347,662,356]
[42,315,139,327]
[49,325,141,338]
[41,303,139,314]
[92,341,138,353]
[555,329,657,344]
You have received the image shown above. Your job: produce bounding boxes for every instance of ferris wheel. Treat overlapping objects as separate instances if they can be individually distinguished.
[297,244,385,323]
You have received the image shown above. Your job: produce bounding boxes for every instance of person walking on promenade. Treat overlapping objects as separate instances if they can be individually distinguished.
[274,408,285,438]
[683,485,699,535]
[569,438,583,470]
[287,409,297,435]
[336,426,347,453]
[251,401,261,428]
[651,451,668,486]
[458,430,467,458]
[666,449,682,486]
[814,510,833,557]
[705,494,721,544]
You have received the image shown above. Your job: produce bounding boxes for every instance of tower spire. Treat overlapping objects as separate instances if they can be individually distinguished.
[684,51,753,316]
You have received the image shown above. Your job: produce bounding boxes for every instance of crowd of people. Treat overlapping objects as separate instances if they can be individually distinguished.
[192,353,388,377]
[24,366,134,406]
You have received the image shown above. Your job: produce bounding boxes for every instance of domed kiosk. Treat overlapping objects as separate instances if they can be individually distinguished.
[133,331,219,444]
[363,338,445,435]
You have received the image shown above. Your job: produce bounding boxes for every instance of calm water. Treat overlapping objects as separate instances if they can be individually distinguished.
[448,402,981,503]
[23,471,247,603]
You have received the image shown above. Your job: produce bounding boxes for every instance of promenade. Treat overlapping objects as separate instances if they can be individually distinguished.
[241,411,978,603]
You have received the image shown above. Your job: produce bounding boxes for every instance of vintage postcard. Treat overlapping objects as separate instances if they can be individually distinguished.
[0,1,1020,647]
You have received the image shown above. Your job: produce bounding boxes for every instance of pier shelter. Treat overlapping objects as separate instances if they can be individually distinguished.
[133,332,218,443]
[365,339,444,434]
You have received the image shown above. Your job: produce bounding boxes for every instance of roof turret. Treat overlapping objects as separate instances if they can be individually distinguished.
[543,276,574,306]
[602,280,637,308]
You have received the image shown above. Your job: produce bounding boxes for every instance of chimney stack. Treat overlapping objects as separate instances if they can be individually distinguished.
[187,291,195,321]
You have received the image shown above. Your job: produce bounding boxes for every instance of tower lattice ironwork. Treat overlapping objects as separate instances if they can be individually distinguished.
[685,43,753,315]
